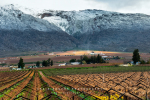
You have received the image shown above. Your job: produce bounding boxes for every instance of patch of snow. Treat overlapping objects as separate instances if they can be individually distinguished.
[0,4,62,32]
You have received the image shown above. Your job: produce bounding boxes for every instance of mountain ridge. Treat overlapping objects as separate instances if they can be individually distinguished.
[0,4,79,52]
[0,4,150,52]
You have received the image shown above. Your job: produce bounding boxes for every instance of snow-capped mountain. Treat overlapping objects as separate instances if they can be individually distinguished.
[1,4,150,53]
[37,9,150,52]
[0,4,62,32]
[0,4,78,52]
[38,9,150,35]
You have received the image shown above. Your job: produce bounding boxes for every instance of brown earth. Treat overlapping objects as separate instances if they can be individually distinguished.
[56,71,150,99]
[0,50,150,67]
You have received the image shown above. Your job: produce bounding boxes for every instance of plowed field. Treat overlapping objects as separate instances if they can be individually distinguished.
[56,71,150,100]
[1,69,150,100]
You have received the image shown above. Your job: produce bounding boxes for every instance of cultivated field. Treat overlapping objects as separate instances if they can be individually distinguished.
[0,67,9,71]
[0,70,62,100]
[1,66,150,99]
[56,72,150,99]
[41,66,150,100]
[1,50,150,66]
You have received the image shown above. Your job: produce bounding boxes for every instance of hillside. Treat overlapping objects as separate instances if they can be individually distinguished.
[0,5,78,53]
[0,4,150,53]
[38,9,150,52]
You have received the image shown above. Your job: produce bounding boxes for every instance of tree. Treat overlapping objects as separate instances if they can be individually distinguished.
[96,54,101,63]
[80,56,83,64]
[132,49,140,64]
[93,56,96,64]
[90,56,94,63]
[42,60,48,67]
[69,59,76,62]
[96,54,103,63]
[147,59,150,64]
[47,58,51,66]
[140,60,146,64]
[82,60,87,64]
[83,55,89,63]
[51,60,53,66]
[18,58,25,68]
[36,61,40,67]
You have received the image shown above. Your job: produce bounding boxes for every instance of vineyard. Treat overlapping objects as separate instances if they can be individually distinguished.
[54,72,150,100]
[0,68,150,100]
[42,68,150,100]
[0,70,61,100]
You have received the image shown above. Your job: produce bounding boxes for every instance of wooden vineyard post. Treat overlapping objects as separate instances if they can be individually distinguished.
[106,91,110,100]
[103,74,104,83]
[124,95,127,100]
[147,77,149,100]
[108,92,110,100]
[146,92,147,100]
[72,96,74,100]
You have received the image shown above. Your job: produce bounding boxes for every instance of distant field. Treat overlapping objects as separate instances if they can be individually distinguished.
[0,67,10,71]
[41,66,150,76]
[0,50,150,67]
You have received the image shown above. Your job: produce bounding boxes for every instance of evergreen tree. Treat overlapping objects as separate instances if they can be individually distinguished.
[83,55,89,63]
[69,59,76,62]
[132,49,140,64]
[47,58,51,66]
[51,60,53,66]
[36,61,40,67]
[42,60,48,67]
[140,60,146,64]
[90,56,94,63]
[93,56,96,64]
[96,54,105,63]
[97,54,103,63]
[18,58,25,68]
[80,56,83,64]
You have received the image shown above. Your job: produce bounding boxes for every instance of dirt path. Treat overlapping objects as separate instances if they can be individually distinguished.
[0,71,31,93]
[39,71,82,100]
[1,71,34,100]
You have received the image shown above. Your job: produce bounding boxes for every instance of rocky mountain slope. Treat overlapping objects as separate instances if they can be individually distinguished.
[0,5,78,52]
[38,9,150,52]
[1,4,150,52]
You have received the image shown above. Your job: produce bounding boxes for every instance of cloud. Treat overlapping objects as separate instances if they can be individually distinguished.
[0,0,91,11]
[86,0,150,14]
[0,0,150,15]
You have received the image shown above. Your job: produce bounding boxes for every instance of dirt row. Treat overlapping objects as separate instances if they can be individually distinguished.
[1,70,34,100]
[0,71,25,80]
[39,71,83,100]
[11,71,61,100]
[0,70,62,100]
[0,71,31,93]
[57,72,150,99]
[0,71,28,84]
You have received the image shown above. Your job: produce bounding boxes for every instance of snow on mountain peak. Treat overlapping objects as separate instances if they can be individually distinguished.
[0,4,62,32]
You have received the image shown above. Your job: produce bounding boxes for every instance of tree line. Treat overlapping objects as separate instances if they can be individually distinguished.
[41,58,53,67]
[18,58,53,68]
[70,54,106,64]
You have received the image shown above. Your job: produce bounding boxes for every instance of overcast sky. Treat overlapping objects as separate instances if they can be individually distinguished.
[0,0,150,15]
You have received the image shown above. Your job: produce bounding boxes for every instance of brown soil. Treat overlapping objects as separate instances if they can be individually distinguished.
[39,71,82,100]
[1,71,34,100]
[56,71,150,99]
[0,71,31,93]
